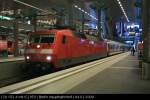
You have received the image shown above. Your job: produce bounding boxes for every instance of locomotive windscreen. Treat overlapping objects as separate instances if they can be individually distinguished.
[29,34,55,44]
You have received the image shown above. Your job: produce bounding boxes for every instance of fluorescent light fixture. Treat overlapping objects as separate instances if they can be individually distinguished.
[134,25,139,28]
[84,23,90,26]
[0,15,14,20]
[78,7,82,10]
[116,0,130,22]
[139,29,142,31]
[0,26,7,28]
[125,41,133,44]
[74,4,98,21]
[19,28,24,31]
[74,5,78,8]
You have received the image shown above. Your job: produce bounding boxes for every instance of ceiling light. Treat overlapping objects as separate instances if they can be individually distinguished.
[116,0,130,22]
[13,0,53,14]
[73,4,97,21]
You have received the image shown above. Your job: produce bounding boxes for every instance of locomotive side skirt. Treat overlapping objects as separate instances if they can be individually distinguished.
[56,53,107,68]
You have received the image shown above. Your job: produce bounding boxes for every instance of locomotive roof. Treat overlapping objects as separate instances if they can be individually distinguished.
[30,29,73,36]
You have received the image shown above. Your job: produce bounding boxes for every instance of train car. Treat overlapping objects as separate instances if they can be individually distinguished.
[7,41,14,55]
[24,29,108,71]
[0,36,8,56]
[0,36,8,57]
[0,35,14,56]
[0,38,24,56]
[105,39,128,56]
[24,28,128,71]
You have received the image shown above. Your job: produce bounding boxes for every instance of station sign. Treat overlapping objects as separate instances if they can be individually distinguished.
[129,32,136,36]
[0,10,14,15]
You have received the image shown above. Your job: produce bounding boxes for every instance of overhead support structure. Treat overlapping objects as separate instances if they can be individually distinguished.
[94,0,105,41]
[142,0,150,80]
[81,10,85,33]
[81,2,86,34]
[67,0,74,28]
[13,0,57,31]
[104,8,113,40]
[97,8,102,40]
[32,15,37,32]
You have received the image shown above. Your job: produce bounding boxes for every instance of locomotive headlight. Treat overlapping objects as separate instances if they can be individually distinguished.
[46,56,52,61]
[37,45,41,48]
[26,56,30,60]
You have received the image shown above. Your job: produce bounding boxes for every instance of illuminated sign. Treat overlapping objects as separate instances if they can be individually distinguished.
[129,32,136,36]
[0,10,14,15]
[37,19,57,25]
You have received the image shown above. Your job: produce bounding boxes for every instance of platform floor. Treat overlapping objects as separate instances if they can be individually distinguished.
[66,53,150,94]
[0,56,24,63]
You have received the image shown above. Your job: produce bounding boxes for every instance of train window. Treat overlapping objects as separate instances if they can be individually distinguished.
[33,37,40,43]
[62,35,66,44]
[29,34,55,43]
[41,36,54,43]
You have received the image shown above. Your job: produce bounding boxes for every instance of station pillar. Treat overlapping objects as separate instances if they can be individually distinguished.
[95,0,105,41]
[32,16,37,32]
[81,12,85,33]
[142,0,150,80]
[13,7,19,57]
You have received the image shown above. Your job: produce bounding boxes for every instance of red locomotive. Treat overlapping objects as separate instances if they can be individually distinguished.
[0,36,15,56]
[24,29,127,71]
[7,41,15,55]
[0,37,7,56]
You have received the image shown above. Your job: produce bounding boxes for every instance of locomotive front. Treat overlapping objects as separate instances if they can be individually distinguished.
[24,31,56,70]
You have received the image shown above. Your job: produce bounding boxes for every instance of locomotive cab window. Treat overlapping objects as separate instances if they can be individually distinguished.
[29,34,55,44]
[41,36,54,43]
[62,35,66,44]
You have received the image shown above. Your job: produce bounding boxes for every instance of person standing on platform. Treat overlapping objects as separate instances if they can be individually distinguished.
[131,47,135,56]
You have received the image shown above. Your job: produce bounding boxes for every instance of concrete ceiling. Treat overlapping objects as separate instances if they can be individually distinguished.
[0,0,137,23]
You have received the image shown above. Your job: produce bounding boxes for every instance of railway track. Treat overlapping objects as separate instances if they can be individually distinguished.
[0,66,55,88]
[0,73,30,88]
[0,52,129,94]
